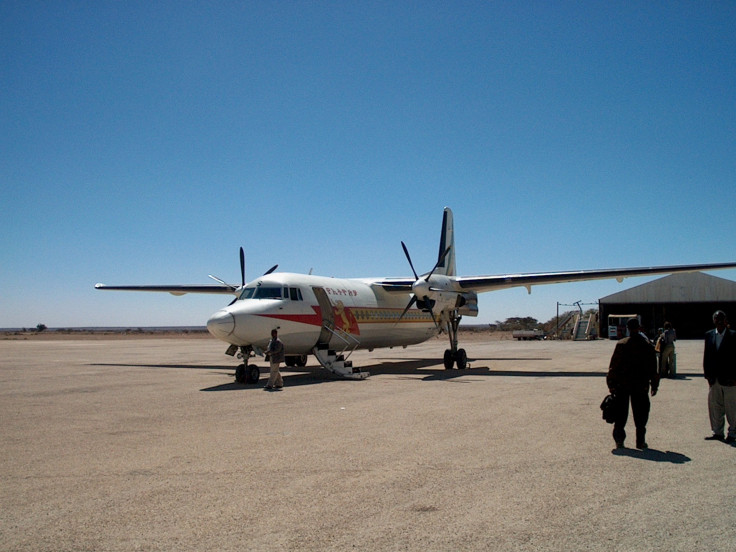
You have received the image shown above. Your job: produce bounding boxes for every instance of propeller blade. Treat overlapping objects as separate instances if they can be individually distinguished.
[239,247,245,287]
[401,241,419,280]
[425,301,442,331]
[397,295,418,323]
[208,274,227,285]
[208,274,236,291]
[426,246,451,281]
[263,264,278,276]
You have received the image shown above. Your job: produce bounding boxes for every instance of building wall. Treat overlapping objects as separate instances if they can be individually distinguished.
[599,301,736,340]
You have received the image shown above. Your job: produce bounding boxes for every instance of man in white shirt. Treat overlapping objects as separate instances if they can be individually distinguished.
[703,310,736,443]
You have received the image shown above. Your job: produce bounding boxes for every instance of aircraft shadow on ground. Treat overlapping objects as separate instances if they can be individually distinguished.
[375,357,608,379]
[90,358,607,391]
[612,448,691,464]
[202,355,608,390]
[91,363,235,371]
[199,360,473,391]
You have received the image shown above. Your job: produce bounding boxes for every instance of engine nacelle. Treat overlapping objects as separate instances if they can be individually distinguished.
[456,291,479,317]
[416,298,435,311]
[414,276,478,317]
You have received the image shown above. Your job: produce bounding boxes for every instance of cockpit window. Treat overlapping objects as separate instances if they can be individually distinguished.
[238,285,283,300]
[255,286,282,299]
[239,287,256,300]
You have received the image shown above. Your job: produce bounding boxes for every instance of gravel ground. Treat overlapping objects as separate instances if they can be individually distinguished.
[1,336,734,551]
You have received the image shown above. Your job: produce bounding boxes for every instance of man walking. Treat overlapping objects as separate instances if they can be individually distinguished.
[703,310,736,443]
[607,318,659,449]
[265,329,285,390]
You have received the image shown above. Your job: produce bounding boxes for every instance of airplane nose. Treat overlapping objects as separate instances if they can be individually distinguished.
[206,309,235,339]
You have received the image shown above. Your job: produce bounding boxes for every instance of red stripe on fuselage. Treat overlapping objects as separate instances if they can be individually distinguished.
[257,306,322,326]
[256,305,362,336]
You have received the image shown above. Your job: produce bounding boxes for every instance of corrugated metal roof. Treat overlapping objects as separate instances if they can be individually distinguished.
[600,272,736,304]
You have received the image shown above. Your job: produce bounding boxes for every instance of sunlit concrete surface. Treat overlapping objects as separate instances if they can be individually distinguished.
[1,335,734,551]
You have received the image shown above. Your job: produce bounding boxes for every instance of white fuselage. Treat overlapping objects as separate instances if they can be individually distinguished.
[206,273,439,353]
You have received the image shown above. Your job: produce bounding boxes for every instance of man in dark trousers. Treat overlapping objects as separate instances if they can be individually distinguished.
[265,329,285,390]
[703,310,736,443]
[607,318,659,449]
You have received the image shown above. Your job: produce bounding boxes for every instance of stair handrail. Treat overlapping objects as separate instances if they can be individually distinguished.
[322,323,360,361]
[571,314,582,340]
[555,311,576,339]
[585,313,598,339]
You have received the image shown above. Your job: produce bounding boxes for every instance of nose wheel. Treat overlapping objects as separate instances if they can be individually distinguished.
[235,362,261,384]
[233,346,261,384]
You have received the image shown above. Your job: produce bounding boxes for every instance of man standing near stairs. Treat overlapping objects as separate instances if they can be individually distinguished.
[265,329,285,390]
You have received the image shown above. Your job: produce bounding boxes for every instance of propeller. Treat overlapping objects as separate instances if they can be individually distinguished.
[210,247,279,305]
[208,246,246,292]
[208,247,276,305]
[397,242,451,328]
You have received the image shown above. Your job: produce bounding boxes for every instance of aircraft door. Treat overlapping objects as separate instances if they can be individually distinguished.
[312,287,334,346]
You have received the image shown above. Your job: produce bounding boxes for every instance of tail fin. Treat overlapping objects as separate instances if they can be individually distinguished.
[435,207,456,276]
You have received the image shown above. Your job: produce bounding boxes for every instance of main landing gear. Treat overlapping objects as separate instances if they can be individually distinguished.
[442,311,467,370]
[284,354,308,368]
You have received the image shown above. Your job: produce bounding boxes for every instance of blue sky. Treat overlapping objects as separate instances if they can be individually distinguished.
[2,1,735,328]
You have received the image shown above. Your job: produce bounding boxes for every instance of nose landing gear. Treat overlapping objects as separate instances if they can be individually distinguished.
[235,362,261,384]
[231,345,261,384]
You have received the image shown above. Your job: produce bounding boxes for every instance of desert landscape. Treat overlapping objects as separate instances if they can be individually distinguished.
[2,333,735,551]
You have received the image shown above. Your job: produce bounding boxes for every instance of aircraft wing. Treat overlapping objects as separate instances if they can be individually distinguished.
[453,261,736,294]
[95,283,237,296]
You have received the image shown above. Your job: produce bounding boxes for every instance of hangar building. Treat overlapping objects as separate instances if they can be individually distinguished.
[598,272,736,339]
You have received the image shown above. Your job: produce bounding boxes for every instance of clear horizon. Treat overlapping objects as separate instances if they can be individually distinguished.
[3,2,735,328]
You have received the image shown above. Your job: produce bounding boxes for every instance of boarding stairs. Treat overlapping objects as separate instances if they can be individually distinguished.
[312,324,369,380]
[573,313,597,341]
[573,317,588,340]
[555,311,576,339]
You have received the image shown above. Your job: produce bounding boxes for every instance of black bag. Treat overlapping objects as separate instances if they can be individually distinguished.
[600,393,618,424]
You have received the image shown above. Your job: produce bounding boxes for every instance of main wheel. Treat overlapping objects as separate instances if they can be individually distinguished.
[246,365,260,384]
[456,348,468,370]
[443,349,455,370]
[295,354,308,367]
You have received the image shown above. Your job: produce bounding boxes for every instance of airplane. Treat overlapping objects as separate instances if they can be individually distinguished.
[96,207,736,384]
